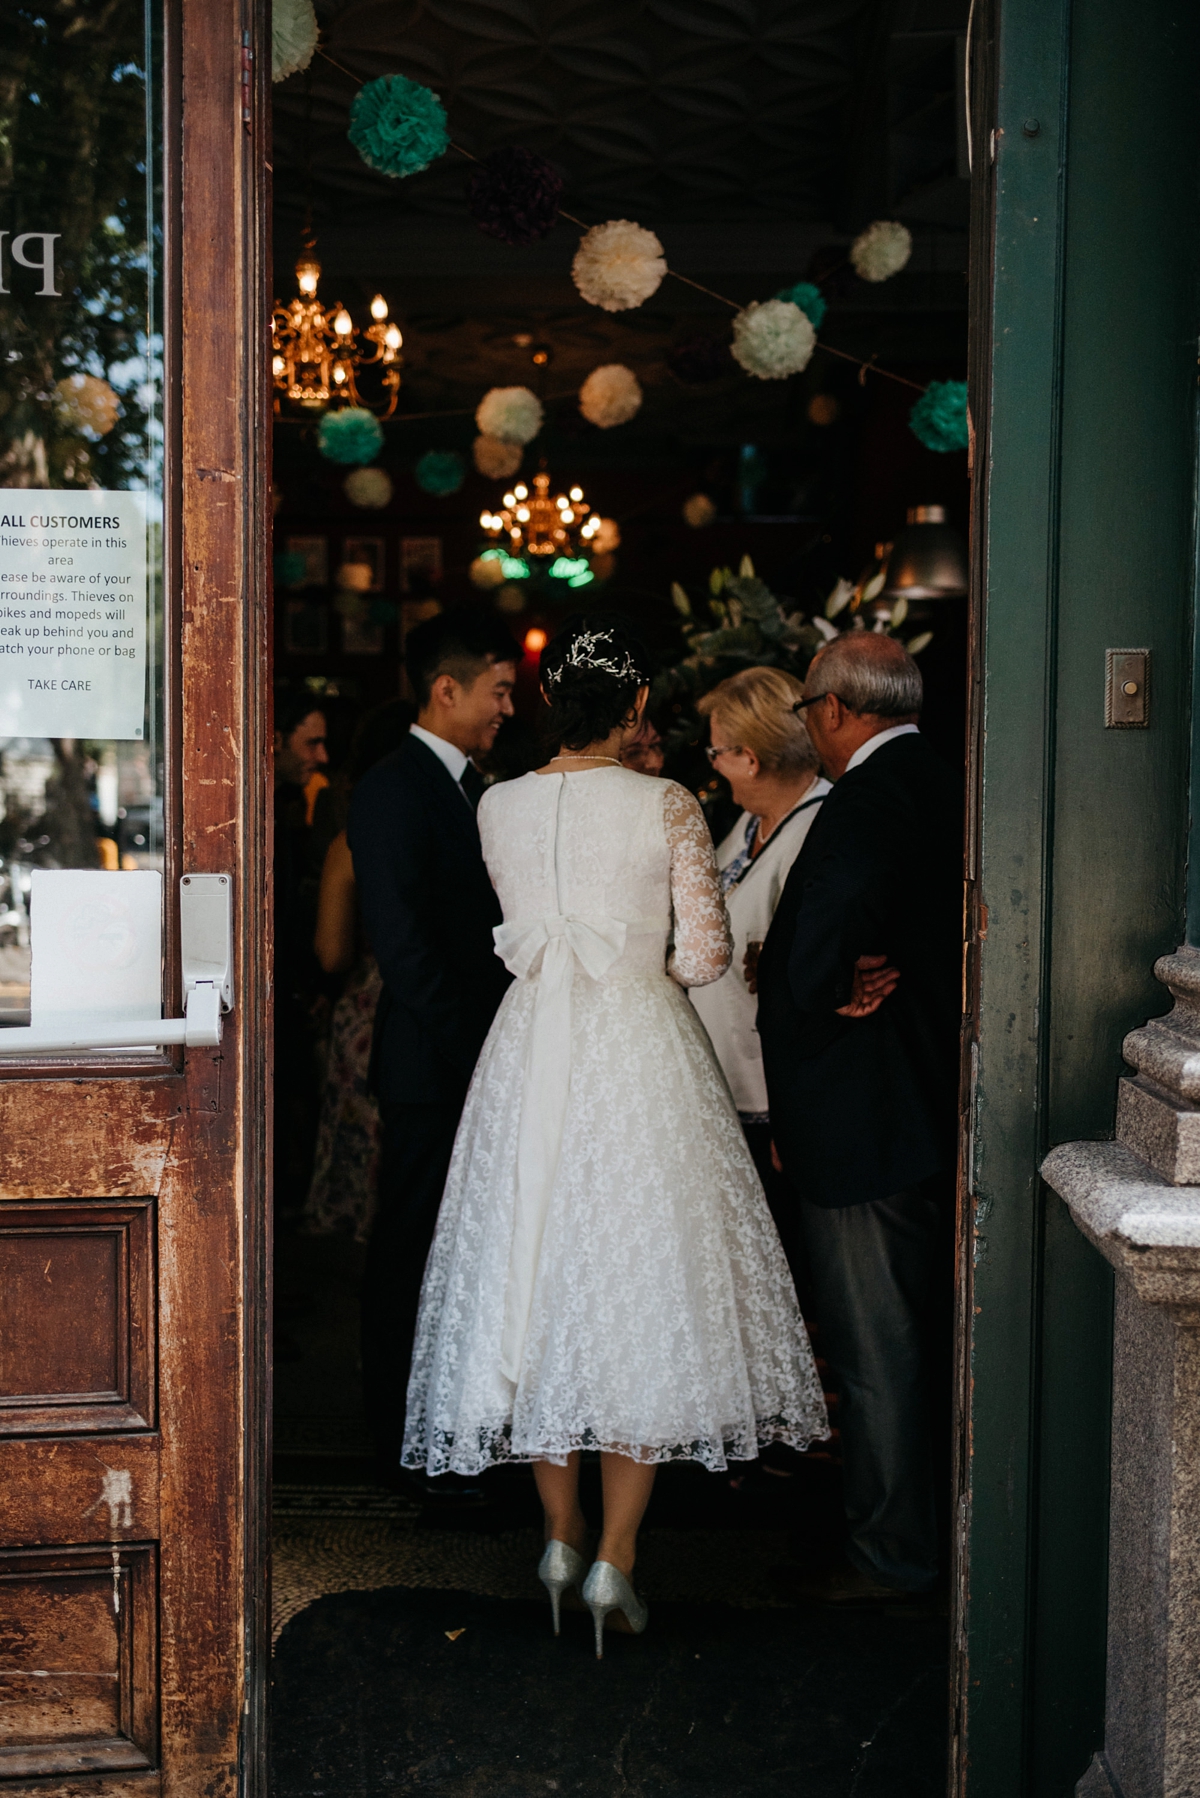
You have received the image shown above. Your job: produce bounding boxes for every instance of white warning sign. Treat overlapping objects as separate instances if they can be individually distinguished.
[0,488,148,740]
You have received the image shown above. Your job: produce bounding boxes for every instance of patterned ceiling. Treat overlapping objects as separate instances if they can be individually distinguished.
[272,0,969,425]
[277,0,883,232]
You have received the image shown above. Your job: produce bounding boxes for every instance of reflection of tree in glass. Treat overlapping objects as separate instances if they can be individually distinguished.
[0,1,159,490]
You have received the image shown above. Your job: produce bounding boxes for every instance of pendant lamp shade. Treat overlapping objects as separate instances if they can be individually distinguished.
[882,505,968,599]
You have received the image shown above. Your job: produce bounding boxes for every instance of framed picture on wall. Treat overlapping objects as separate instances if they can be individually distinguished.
[341,536,385,592]
[342,615,385,655]
[400,537,442,591]
[284,600,329,654]
[285,536,328,588]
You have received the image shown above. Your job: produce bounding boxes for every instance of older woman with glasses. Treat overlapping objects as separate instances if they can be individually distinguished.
[691,666,830,1276]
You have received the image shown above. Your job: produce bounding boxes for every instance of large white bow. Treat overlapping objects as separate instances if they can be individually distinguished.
[493,913,628,1382]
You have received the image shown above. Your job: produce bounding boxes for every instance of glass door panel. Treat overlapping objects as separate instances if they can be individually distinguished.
[0,1,163,1026]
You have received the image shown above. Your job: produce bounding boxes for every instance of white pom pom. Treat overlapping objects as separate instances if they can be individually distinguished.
[473,435,523,478]
[343,466,393,509]
[469,555,507,589]
[682,493,716,529]
[579,364,643,428]
[272,0,318,81]
[572,220,666,313]
[590,517,621,553]
[850,220,913,283]
[475,386,544,445]
[730,299,816,381]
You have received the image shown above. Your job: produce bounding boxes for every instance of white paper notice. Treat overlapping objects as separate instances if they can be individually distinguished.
[0,488,148,740]
[30,868,162,1025]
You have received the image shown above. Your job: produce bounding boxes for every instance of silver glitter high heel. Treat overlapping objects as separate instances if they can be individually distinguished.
[581,1559,649,1659]
[537,1540,587,1637]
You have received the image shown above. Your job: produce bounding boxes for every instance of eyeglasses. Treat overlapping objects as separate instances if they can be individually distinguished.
[704,743,743,764]
[791,692,836,713]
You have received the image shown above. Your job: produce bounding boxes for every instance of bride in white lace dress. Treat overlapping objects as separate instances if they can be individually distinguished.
[402,617,828,1652]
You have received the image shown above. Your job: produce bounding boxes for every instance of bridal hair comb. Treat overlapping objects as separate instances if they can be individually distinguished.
[543,627,645,688]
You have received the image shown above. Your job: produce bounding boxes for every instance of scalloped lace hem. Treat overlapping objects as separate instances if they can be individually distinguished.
[401,1413,832,1477]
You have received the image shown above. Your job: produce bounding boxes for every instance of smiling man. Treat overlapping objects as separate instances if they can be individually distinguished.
[348,610,518,1485]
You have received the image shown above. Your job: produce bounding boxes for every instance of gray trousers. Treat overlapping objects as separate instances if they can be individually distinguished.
[800,1182,948,1592]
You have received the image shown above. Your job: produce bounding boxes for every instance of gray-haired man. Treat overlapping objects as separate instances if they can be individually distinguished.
[757,633,961,1601]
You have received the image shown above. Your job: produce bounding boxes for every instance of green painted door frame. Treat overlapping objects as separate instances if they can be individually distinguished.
[959,0,1198,1792]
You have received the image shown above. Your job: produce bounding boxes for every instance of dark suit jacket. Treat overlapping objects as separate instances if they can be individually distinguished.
[347,734,511,1108]
[756,732,961,1208]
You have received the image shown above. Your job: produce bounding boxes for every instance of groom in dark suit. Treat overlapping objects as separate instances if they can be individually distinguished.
[349,611,517,1478]
[757,632,961,1600]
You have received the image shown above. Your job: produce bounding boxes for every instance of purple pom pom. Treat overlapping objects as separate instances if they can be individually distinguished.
[467,147,564,247]
[666,335,734,385]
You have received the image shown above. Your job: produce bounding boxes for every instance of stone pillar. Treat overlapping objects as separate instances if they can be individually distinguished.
[1042,946,1200,1798]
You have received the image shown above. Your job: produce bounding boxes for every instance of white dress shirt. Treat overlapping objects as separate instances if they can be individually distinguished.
[409,722,469,784]
[844,722,919,774]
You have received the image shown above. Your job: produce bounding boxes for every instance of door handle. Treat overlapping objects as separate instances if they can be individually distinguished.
[0,873,232,1055]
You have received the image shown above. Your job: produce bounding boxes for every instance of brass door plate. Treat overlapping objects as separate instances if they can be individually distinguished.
[1105,649,1150,728]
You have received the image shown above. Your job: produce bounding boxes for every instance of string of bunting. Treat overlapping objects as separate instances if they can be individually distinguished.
[271,3,967,458]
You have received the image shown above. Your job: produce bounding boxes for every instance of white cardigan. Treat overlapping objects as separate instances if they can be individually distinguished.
[689,780,830,1115]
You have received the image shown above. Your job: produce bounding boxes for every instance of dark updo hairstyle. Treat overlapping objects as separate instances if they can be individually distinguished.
[540,614,651,753]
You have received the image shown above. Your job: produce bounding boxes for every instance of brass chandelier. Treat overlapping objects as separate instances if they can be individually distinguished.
[479,470,601,561]
[271,236,403,417]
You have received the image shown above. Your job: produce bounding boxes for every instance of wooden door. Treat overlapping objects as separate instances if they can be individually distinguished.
[0,4,269,1796]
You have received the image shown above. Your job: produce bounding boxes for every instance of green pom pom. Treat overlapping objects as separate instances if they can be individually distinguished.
[414,449,466,496]
[273,550,307,587]
[348,75,449,179]
[775,281,826,329]
[909,379,969,453]
[318,407,384,466]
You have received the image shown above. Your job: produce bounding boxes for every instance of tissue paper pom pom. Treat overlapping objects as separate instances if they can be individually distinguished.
[318,407,384,465]
[666,335,732,385]
[682,493,716,529]
[775,280,826,328]
[850,220,913,283]
[908,379,969,453]
[273,550,307,587]
[590,517,621,553]
[572,220,666,313]
[473,435,523,479]
[272,0,317,81]
[469,554,507,589]
[343,466,393,509]
[731,299,816,381]
[54,373,120,437]
[467,146,563,247]
[475,386,543,446]
[348,75,449,180]
[415,449,467,496]
[579,364,642,428]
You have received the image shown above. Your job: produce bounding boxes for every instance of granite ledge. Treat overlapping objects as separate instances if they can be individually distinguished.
[1041,1140,1200,1306]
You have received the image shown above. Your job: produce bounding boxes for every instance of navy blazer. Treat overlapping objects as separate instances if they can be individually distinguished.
[347,734,511,1107]
[756,732,961,1208]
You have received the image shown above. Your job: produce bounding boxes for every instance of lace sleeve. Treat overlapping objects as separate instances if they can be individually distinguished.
[662,782,732,987]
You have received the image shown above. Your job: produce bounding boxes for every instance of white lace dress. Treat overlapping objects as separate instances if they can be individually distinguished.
[401,767,829,1475]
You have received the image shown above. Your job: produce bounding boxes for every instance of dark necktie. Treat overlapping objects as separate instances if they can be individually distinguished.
[460,762,485,810]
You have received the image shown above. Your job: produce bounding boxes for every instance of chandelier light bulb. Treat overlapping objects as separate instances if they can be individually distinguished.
[503,492,516,507]
[296,255,320,296]
[272,355,285,379]
[333,309,354,337]
[517,506,531,522]
[332,364,347,385]
[569,487,583,502]
[384,323,402,350]
[370,293,389,320]
[514,484,528,500]
[562,509,575,523]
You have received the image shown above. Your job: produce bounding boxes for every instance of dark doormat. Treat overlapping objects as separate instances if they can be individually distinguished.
[271,1583,947,1797]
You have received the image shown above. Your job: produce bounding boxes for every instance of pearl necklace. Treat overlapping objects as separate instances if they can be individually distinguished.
[549,753,621,765]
